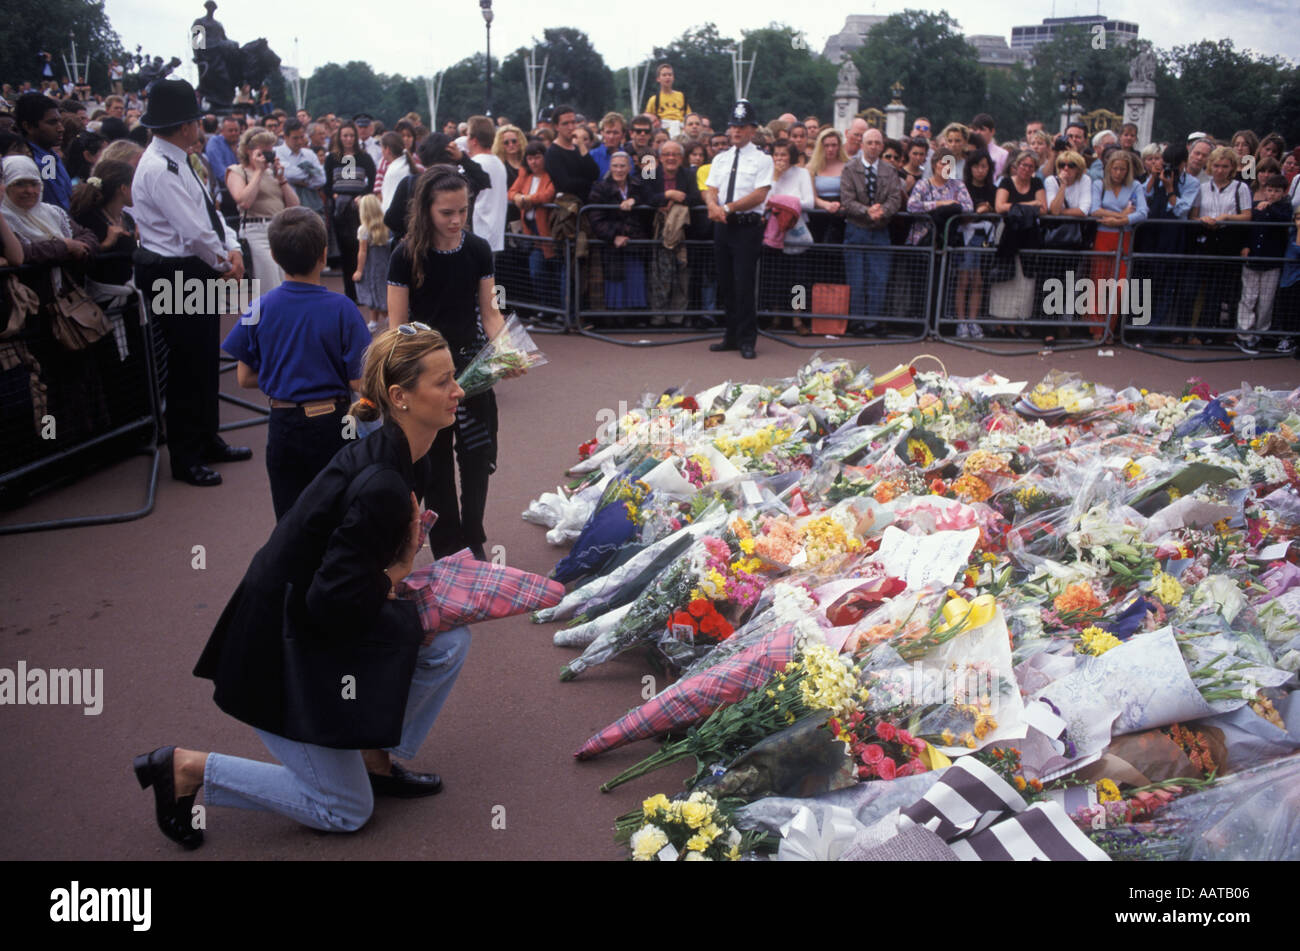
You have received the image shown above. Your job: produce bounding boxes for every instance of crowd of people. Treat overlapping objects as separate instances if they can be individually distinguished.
[4,68,1300,494]
[3,60,1299,850]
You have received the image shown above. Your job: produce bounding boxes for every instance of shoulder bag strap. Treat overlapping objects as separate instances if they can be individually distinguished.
[342,462,390,514]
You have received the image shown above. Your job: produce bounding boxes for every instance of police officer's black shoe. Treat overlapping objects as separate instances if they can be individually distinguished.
[740,346,757,359]
[709,341,739,352]
[201,438,253,463]
[175,464,223,487]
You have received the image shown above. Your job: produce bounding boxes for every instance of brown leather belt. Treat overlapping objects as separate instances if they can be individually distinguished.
[269,397,350,417]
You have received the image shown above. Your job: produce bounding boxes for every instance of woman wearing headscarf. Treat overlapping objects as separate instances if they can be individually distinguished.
[2,154,97,276]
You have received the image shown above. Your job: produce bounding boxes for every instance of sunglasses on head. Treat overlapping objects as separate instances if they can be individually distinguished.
[386,321,433,374]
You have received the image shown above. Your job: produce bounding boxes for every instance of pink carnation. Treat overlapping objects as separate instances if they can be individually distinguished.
[878,757,898,781]
[861,743,885,765]
[875,721,897,742]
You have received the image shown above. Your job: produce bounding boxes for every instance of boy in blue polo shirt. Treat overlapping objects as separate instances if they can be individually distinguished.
[223,207,373,519]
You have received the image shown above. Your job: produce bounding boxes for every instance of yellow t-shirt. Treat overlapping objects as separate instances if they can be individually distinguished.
[645,89,689,123]
[696,163,711,192]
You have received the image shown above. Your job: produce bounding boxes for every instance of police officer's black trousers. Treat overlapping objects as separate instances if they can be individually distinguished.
[713,220,764,348]
[135,252,223,478]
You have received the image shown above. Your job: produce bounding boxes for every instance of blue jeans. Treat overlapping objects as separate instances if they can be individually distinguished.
[203,626,471,832]
[844,223,891,324]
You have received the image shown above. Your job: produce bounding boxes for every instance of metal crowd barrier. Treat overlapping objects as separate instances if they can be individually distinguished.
[758,210,933,349]
[0,253,161,534]
[496,217,570,329]
[1123,218,1298,362]
[573,204,725,347]
[930,213,1122,355]
[495,198,1297,362]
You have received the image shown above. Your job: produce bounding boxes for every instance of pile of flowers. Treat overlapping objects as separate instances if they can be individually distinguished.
[523,358,1300,861]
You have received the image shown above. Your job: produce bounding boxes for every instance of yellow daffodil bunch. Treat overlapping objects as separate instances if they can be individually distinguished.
[801,514,862,566]
[1096,778,1122,803]
[794,643,861,718]
[1079,625,1123,656]
[1148,569,1184,607]
[624,791,746,861]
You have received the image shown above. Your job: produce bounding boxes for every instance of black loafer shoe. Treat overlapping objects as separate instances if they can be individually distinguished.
[175,464,222,487]
[740,346,757,359]
[708,341,738,352]
[133,746,204,850]
[368,762,443,798]
[202,441,253,463]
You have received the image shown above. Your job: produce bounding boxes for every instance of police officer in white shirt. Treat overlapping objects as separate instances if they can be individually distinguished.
[132,80,252,487]
[705,100,772,359]
[355,114,384,167]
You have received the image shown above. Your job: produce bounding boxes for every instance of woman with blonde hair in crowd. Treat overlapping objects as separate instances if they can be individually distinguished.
[227,126,299,290]
[807,127,846,248]
[1087,148,1148,341]
[352,193,391,332]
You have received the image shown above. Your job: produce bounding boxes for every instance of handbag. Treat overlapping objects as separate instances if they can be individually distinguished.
[278,463,424,749]
[50,280,112,350]
[1042,179,1085,249]
[3,273,41,338]
[810,282,850,335]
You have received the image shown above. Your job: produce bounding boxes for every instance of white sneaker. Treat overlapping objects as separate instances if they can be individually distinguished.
[968,321,985,339]
[367,320,380,333]
[1277,338,1295,354]
[956,323,971,339]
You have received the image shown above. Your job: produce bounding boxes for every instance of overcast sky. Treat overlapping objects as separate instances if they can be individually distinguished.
[103,0,1297,87]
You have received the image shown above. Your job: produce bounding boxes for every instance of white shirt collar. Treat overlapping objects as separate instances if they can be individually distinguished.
[860,152,877,172]
[150,136,190,165]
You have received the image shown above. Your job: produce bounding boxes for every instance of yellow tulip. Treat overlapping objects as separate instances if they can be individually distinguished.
[938,594,996,634]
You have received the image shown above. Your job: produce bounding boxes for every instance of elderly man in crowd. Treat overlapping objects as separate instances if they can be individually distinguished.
[840,127,902,334]
[844,117,869,160]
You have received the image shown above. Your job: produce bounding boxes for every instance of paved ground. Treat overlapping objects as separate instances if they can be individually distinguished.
[2,307,1297,861]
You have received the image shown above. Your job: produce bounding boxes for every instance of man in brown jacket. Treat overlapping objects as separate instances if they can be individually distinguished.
[840,127,903,333]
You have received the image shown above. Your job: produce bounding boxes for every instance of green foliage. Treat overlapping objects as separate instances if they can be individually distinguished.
[1,0,125,93]
[1022,27,1133,127]
[1155,40,1300,145]
[739,24,837,123]
[849,10,987,128]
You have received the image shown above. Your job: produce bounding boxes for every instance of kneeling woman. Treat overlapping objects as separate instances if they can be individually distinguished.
[134,327,469,846]
[387,166,507,560]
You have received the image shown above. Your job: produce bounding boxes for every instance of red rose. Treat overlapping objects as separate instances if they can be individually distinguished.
[687,599,709,619]
[878,757,898,780]
[874,721,897,742]
[861,743,885,765]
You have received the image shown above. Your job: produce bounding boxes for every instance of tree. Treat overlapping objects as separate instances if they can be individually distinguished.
[739,24,837,122]
[849,10,987,128]
[2,0,125,93]
[304,62,385,119]
[1156,40,1299,145]
[1023,26,1132,130]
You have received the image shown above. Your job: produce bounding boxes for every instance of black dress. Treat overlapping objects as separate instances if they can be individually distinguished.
[194,418,431,741]
[387,231,498,558]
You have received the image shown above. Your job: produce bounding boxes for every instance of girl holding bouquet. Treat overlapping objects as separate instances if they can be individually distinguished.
[386,165,509,559]
[135,327,470,847]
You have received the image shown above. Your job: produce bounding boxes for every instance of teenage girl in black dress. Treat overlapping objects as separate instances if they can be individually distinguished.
[387,166,514,559]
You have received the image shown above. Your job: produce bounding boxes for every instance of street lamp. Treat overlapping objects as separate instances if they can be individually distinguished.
[1058,71,1084,109]
[479,0,493,117]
